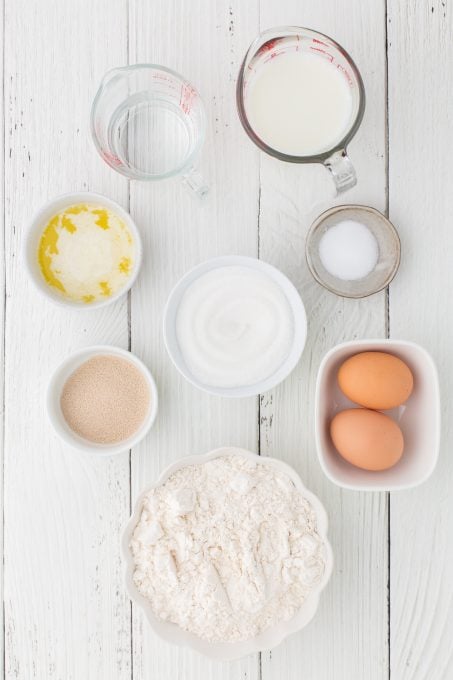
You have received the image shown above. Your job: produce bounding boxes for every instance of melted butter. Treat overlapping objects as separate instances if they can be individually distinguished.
[119,257,131,274]
[37,203,134,303]
[99,281,112,296]
[38,215,66,293]
[61,214,76,233]
[92,209,110,230]
[65,204,88,215]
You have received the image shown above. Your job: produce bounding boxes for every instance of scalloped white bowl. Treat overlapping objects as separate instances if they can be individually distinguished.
[122,446,333,660]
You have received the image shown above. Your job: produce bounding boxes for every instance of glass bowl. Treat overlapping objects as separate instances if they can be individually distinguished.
[305,205,401,298]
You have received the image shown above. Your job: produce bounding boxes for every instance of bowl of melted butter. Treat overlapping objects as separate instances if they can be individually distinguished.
[25,192,142,308]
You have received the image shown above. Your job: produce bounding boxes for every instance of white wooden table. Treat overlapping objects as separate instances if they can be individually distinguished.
[1,1,452,678]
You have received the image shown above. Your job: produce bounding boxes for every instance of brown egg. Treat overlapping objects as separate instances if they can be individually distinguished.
[338,351,414,410]
[330,408,404,471]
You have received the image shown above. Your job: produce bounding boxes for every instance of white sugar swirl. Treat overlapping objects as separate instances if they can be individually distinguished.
[175,266,294,388]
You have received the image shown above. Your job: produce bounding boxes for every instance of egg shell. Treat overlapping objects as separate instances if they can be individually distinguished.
[338,351,414,409]
[330,408,404,471]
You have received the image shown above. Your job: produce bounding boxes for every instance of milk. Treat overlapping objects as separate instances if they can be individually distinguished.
[246,51,353,156]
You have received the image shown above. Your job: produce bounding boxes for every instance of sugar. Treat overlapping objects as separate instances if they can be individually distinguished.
[318,219,379,281]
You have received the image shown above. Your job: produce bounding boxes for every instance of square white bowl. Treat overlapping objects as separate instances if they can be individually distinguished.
[315,339,440,491]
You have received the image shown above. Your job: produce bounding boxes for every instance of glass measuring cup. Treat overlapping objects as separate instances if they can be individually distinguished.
[91,64,208,198]
[237,27,365,193]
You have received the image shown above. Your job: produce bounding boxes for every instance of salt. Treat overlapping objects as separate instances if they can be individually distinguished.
[318,219,379,281]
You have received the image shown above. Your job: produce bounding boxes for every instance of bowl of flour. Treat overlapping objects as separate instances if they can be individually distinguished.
[122,447,332,659]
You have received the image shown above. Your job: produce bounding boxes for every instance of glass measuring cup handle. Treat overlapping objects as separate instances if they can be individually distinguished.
[323,149,357,194]
[182,167,209,199]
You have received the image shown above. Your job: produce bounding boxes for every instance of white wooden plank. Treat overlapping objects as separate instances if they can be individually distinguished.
[257,2,389,678]
[388,3,453,678]
[3,1,132,678]
[128,0,261,677]
[0,0,5,675]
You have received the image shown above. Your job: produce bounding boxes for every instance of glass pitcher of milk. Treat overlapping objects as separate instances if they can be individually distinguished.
[237,27,365,193]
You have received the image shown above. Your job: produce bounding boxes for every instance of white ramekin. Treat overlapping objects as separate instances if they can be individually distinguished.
[24,191,142,309]
[47,345,158,456]
[122,446,333,660]
[163,256,308,397]
[315,339,440,491]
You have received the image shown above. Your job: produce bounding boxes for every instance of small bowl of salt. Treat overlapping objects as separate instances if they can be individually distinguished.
[305,205,401,298]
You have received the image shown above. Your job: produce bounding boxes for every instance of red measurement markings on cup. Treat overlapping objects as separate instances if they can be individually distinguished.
[96,119,121,166]
[309,39,353,85]
[152,72,172,81]
[310,38,334,62]
[258,38,287,63]
[101,150,122,167]
[180,83,196,114]
[258,38,279,55]
[152,72,179,94]
[336,63,353,86]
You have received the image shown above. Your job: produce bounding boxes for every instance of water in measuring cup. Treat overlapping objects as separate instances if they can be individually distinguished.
[111,94,195,179]
[246,51,353,156]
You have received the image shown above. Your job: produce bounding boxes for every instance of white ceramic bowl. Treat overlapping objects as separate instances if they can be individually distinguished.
[163,256,308,397]
[315,339,440,491]
[25,191,142,309]
[122,447,333,660]
[47,345,158,456]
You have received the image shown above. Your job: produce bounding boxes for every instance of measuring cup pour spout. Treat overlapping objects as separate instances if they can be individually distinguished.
[323,149,357,194]
[99,66,127,90]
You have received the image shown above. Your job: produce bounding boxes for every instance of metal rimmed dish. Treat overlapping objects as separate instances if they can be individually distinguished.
[305,205,401,298]
[122,446,333,660]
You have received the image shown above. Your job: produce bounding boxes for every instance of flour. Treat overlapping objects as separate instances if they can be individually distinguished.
[129,453,327,643]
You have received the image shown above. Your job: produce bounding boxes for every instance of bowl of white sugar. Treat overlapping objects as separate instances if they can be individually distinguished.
[163,256,308,397]
[123,447,333,660]
[305,205,401,298]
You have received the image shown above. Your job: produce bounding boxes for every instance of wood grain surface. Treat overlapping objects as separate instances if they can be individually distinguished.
[3,1,131,678]
[258,3,389,679]
[388,2,453,679]
[0,0,451,678]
